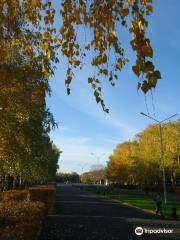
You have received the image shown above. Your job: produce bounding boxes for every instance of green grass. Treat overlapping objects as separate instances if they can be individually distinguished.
[85,186,180,218]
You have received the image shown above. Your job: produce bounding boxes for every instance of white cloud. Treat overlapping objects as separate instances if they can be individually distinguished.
[50,64,138,174]
[53,134,112,174]
[60,126,71,132]
[53,73,137,140]
[103,113,137,137]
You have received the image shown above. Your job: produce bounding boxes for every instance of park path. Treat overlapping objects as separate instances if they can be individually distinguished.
[39,185,180,240]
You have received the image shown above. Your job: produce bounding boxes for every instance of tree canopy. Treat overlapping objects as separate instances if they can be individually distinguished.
[81,165,106,184]
[0,37,60,189]
[0,0,160,112]
[107,121,180,189]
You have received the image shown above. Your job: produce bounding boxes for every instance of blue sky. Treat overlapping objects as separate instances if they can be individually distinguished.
[46,0,180,174]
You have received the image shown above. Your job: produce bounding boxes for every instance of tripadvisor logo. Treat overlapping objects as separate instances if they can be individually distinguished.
[135,227,143,236]
[135,226,174,236]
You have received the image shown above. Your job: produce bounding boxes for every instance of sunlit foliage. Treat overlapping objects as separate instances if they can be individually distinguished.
[107,121,180,188]
[0,0,160,112]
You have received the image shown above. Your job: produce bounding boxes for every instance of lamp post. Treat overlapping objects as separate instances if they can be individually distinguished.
[81,164,87,174]
[140,112,178,204]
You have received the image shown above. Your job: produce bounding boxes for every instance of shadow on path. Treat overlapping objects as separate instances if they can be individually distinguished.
[39,185,180,240]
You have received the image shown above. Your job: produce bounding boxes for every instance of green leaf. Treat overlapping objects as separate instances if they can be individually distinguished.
[146,5,153,12]
[114,74,118,80]
[154,70,161,79]
[88,77,93,83]
[92,83,96,89]
[67,87,71,95]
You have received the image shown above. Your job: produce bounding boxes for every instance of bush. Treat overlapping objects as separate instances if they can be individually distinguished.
[27,185,56,214]
[0,184,56,240]
[0,190,27,202]
[0,200,45,240]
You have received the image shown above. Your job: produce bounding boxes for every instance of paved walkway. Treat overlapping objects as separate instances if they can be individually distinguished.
[39,185,180,240]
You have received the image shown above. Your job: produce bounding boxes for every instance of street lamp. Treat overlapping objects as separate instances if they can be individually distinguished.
[77,163,88,174]
[140,112,178,204]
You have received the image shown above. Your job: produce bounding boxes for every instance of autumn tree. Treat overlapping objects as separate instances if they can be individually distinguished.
[107,141,136,185]
[0,0,160,112]
[134,121,180,188]
[81,166,106,184]
[0,49,60,189]
[107,121,180,190]
[134,125,162,187]
[162,121,180,186]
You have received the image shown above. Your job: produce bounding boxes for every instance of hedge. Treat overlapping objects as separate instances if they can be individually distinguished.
[0,184,56,240]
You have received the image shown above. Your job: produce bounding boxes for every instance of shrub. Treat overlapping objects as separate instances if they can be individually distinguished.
[0,184,56,240]
[0,190,27,202]
[27,185,56,214]
[0,200,45,240]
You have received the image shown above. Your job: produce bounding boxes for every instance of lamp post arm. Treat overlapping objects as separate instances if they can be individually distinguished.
[140,112,159,123]
[160,114,178,124]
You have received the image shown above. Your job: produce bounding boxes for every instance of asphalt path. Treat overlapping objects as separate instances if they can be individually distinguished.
[39,185,180,240]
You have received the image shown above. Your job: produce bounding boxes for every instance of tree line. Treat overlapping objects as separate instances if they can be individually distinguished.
[107,121,180,191]
[55,166,106,185]
[0,52,61,190]
[56,172,80,183]
[81,165,106,184]
[0,3,61,190]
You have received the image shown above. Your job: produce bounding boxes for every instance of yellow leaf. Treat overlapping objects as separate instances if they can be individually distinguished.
[43,69,49,80]
[102,54,107,63]
[147,73,157,87]
[141,81,150,93]
[92,83,96,89]
[73,60,80,66]
[116,59,123,70]
[132,65,140,77]
[144,61,154,73]
[32,0,40,8]
[65,76,72,85]
[141,45,153,57]
[102,69,108,75]
[121,8,129,17]
[44,32,50,39]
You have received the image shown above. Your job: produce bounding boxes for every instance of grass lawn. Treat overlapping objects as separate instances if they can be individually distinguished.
[84,186,180,219]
